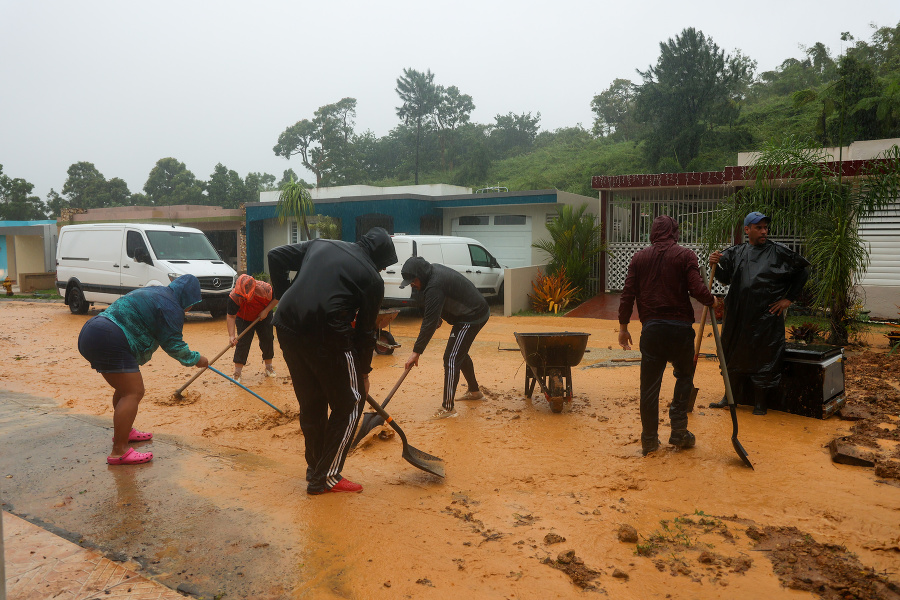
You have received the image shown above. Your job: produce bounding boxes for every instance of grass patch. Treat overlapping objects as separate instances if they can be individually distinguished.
[1,288,63,301]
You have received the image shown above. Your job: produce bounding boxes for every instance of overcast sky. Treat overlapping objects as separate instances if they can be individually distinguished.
[2,1,899,201]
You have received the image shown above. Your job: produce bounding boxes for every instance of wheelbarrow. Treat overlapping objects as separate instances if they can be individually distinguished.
[514,332,591,413]
[375,308,401,355]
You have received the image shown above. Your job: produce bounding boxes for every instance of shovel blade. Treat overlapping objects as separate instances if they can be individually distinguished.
[402,446,446,478]
[731,436,754,469]
[687,387,698,413]
[352,412,385,448]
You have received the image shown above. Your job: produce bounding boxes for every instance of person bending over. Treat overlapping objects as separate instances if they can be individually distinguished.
[78,275,209,465]
[268,227,397,495]
[226,274,278,383]
[401,256,490,420]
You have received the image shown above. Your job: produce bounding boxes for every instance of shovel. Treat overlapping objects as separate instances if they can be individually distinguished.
[687,263,717,412]
[174,300,276,399]
[702,267,753,470]
[351,366,412,448]
[363,394,445,478]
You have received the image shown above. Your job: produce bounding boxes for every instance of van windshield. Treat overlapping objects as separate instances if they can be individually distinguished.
[145,231,221,261]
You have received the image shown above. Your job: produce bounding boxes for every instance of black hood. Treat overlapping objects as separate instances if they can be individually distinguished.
[356,227,398,271]
[400,256,433,287]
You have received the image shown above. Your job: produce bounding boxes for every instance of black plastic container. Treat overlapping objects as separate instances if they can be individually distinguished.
[777,343,845,419]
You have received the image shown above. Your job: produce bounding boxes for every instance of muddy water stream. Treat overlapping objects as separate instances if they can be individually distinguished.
[1,301,898,599]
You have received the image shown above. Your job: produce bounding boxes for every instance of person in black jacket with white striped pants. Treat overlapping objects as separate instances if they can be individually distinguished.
[268,228,397,495]
[401,256,491,420]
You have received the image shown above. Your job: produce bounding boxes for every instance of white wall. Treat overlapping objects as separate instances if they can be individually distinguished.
[14,236,44,275]
[503,264,547,316]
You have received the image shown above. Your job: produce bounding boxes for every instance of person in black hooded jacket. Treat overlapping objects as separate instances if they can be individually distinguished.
[401,256,490,420]
[268,227,397,495]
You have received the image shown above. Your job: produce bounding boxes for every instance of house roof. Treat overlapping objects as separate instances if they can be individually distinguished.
[591,159,895,191]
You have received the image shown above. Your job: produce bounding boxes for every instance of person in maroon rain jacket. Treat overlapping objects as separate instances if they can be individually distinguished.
[618,216,721,456]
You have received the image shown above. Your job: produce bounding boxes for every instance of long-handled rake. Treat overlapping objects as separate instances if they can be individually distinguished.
[174,300,276,399]
[207,365,284,415]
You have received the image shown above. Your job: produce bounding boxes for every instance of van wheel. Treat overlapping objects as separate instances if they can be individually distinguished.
[67,285,89,315]
[209,307,227,319]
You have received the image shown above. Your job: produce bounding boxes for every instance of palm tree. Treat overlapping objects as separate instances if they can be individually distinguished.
[704,137,900,344]
[395,68,438,184]
[276,176,314,241]
[532,203,605,300]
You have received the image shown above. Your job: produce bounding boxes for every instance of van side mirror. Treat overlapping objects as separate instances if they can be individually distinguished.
[134,247,152,265]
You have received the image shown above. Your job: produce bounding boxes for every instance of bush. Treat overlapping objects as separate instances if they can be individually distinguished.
[529,268,577,314]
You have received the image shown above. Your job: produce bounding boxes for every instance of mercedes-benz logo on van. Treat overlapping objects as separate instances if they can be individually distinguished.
[213,278,221,288]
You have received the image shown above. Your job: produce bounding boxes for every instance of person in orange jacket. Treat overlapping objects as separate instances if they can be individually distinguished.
[227,274,278,382]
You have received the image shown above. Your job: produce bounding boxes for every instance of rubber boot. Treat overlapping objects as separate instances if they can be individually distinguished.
[668,429,696,448]
[708,396,728,409]
[641,435,661,456]
[752,387,768,416]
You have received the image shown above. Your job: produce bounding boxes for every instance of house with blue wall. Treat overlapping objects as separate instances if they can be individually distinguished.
[244,184,597,276]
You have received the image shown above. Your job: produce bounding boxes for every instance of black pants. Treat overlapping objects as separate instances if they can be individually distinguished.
[277,328,364,493]
[441,321,485,411]
[233,313,274,365]
[638,321,695,443]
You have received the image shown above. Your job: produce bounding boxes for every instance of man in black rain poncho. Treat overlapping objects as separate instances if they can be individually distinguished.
[709,212,809,415]
[268,227,398,495]
[401,256,490,420]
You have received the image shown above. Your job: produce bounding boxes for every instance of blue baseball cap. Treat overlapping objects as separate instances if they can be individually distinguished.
[743,211,770,227]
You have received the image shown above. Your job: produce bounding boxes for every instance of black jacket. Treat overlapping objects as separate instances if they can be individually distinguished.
[267,228,397,374]
[714,240,809,375]
[403,257,490,354]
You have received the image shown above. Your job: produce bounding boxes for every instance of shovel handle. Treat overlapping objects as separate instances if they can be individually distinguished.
[694,262,717,364]
[175,300,275,396]
[380,365,412,411]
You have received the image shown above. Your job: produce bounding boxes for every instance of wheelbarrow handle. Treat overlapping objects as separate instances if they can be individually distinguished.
[523,359,554,400]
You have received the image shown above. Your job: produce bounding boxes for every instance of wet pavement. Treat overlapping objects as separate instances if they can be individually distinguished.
[0,390,307,599]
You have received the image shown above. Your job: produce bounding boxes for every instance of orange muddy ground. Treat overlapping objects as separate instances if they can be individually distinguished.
[2,300,899,599]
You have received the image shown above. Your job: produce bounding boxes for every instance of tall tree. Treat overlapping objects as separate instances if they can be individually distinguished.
[490,111,541,159]
[635,28,755,170]
[62,162,107,209]
[273,98,359,187]
[0,165,47,220]
[395,68,439,184]
[143,157,204,206]
[433,85,475,170]
[591,78,638,139]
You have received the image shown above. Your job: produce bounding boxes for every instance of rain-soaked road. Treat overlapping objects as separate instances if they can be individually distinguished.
[0,390,308,599]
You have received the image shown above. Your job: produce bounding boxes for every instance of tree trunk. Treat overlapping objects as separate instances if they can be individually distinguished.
[414,120,421,185]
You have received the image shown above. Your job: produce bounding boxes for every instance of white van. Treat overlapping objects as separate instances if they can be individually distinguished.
[382,235,505,308]
[56,223,237,317]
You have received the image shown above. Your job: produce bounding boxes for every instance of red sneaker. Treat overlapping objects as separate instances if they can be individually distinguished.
[329,478,363,493]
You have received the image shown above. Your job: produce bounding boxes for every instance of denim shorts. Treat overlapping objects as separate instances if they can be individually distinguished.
[78,315,139,373]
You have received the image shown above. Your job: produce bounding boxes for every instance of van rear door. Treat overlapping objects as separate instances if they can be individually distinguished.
[60,228,124,303]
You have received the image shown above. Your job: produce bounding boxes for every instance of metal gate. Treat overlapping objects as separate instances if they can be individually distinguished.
[603,187,805,294]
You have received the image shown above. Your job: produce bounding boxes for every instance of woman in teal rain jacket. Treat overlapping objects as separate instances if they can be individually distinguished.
[78,275,209,465]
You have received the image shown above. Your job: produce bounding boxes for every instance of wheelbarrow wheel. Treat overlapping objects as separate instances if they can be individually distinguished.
[549,371,565,413]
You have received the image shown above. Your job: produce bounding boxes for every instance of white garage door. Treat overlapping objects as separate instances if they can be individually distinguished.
[451,215,532,268]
